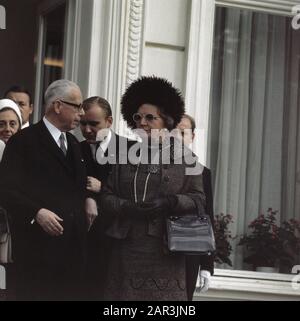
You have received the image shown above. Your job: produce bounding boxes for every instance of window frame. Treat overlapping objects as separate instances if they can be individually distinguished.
[187,0,300,296]
[33,0,80,122]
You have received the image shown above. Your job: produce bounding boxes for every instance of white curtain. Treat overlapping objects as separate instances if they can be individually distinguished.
[210,7,300,269]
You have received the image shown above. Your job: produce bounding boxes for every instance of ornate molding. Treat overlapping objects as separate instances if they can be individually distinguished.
[126,0,144,87]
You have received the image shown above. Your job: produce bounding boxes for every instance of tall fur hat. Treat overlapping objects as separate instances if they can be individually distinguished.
[121,76,185,129]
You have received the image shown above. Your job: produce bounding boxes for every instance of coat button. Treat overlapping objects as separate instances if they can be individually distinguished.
[164,176,170,182]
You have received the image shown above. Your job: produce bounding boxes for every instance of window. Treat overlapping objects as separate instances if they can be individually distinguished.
[209,5,300,272]
[34,0,67,120]
[41,3,66,107]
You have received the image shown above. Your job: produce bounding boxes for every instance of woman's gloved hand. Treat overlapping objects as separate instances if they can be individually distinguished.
[197,270,211,293]
[139,195,178,219]
[120,195,178,220]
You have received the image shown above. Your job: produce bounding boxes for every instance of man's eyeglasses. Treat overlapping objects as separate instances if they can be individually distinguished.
[132,113,161,123]
[59,100,83,112]
[79,120,100,127]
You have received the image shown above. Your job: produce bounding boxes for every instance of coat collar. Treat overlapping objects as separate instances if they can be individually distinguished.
[35,121,79,175]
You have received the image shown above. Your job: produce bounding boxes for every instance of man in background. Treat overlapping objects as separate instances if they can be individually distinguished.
[80,96,122,300]
[4,85,33,129]
[177,114,214,300]
[80,96,114,194]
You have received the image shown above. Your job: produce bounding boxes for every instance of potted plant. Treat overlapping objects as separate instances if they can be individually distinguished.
[238,208,300,272]
[278,218,300,272]
[214,213,234,267]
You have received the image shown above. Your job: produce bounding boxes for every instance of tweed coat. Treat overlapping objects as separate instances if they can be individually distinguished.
[99,139,212,300]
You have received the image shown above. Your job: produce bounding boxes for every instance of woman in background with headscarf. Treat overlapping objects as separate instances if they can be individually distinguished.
[0,99,22,146]
[0,99,22,299]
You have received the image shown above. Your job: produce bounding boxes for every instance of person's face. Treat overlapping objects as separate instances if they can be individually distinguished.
[56,88,84,131]
[80,104,113,143]
[6,92,33,125]
[0,110,21,143]
[176,117,195,146]
[134,104,165,139]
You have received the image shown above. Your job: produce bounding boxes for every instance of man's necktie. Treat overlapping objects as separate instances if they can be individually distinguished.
[94,141,101,161]
[59,133,67,156]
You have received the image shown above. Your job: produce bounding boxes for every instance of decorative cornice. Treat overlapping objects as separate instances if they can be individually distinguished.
[126,0,144,87]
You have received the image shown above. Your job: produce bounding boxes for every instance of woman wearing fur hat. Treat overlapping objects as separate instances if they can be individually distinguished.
[99,76,211,301]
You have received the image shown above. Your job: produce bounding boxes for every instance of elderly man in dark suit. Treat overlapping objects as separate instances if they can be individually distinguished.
[0,79,97,301]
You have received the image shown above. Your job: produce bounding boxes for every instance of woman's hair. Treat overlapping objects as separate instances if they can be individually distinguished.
[121,76,185,130]
[82,96,112,118]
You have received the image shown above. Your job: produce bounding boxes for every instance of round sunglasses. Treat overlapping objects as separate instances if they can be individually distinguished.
[132,113,161,123]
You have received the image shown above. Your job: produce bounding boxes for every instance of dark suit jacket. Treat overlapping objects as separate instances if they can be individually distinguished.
[80,133,135,299]
[81,133,135,226]
[0,120,87,300]
[186,166,214,300]
[81,134,116,183]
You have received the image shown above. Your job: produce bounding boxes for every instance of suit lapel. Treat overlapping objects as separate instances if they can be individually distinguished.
[66,132,85,185]
[37,121,73,174]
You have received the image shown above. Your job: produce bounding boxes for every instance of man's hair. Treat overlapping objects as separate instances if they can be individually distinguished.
[44,79,81,108]
[82,96,112,118]
[4,85,32,105]
[182,114,196,133]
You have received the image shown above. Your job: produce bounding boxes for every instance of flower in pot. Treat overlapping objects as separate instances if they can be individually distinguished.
[278,218,300,272]
[214,213,234,267]
[239,208,300,272]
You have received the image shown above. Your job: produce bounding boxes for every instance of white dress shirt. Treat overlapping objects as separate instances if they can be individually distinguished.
[91,129,112,160]
[21,122,30,129]
[0,139,5,162]
[43,117,67,150]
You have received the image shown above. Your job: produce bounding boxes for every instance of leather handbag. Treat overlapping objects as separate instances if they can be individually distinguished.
[166,196,215,255]
[0,207,12,264]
